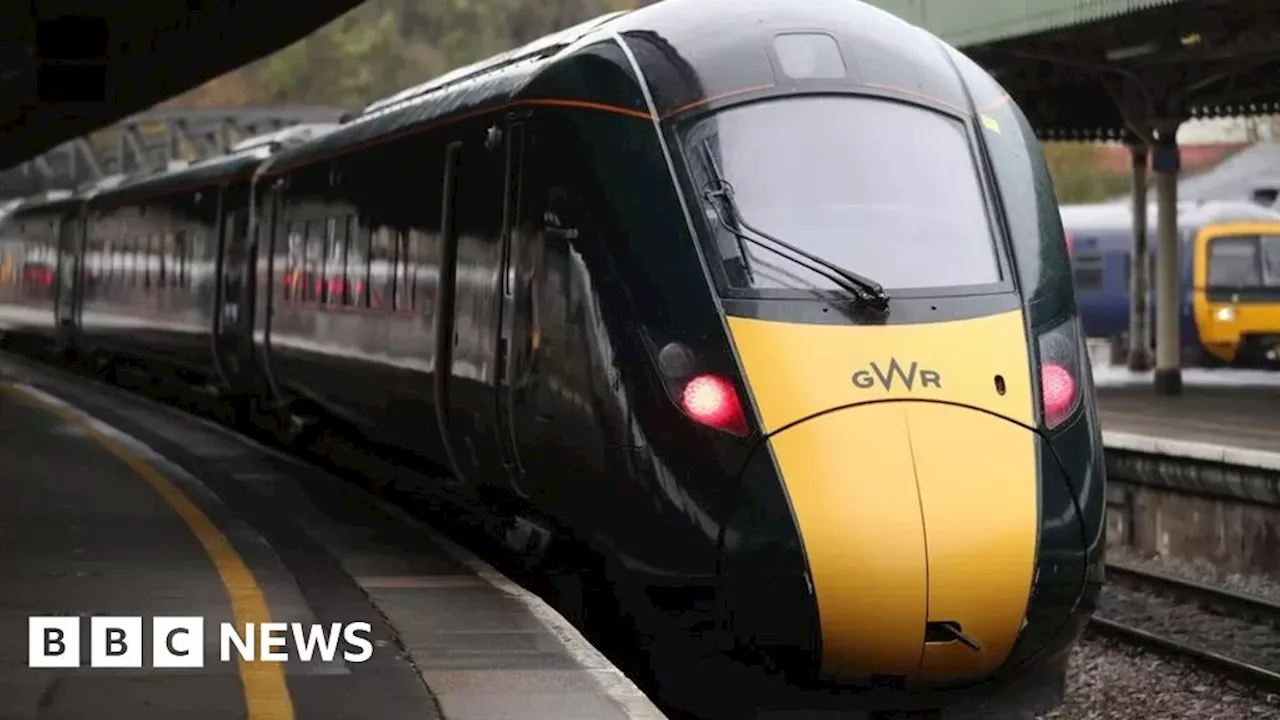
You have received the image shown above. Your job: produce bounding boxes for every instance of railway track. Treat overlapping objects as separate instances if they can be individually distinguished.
[1093,561,1280,693]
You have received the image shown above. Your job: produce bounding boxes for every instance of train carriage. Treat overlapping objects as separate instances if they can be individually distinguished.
[0,189,84,345]
[1063,200,1280,367]
[0,0,1106,716]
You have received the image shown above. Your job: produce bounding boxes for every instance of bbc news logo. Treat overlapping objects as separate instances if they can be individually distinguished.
[29,617,373,668]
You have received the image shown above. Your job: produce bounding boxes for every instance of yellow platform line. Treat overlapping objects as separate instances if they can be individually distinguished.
[2,382,295,720]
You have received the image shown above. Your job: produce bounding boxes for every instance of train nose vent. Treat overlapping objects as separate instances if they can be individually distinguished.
[925,621,982,652]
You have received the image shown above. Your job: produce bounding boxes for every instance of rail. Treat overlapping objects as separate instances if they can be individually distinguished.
[1091,561,1280,693]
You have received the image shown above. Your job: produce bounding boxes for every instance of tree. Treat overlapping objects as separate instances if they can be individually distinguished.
[1042,142,1131,204]
[171,0,647,110]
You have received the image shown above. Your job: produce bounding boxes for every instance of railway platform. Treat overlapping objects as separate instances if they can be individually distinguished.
[0,354,663,720]
[1094,366,1280,460]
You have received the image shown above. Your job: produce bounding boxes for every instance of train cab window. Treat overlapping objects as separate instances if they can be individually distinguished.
[1263,236,1280,286]
[682,95,1001,294]
[1071,254,1104,291]
[1209,237,1264,287]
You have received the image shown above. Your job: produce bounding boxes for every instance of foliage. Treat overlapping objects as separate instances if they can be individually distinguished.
[1042,142,1132,205]
[170,0,646,109]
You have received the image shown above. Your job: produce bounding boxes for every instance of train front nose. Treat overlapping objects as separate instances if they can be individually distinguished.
[728,400,1040,684]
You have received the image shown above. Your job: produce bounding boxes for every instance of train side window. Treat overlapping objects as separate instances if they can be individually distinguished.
[408,229,435,316]
[172,232,185,289]
[282,222,300,303]
[126,236,135,288]
[182,232,195,290]
[1072,254,1104,291]
[394,231,412,312]
[346,219,369,308]
[326,217,347,307]
[146,236,154,289]
[133,236,142,288]
[111,240,121,291]
[369,226,395,310]
[301,221,319,303]
[159,233,170,288]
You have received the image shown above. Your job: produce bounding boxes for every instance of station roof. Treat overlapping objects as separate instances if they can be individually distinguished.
[0,1,361,173]
[863,0,1280,141]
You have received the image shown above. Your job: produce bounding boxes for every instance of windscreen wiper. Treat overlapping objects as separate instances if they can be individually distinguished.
[700,139,890,311]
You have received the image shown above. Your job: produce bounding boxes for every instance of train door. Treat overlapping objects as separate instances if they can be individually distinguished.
[434,121,521,493]
[214,205,251,388]
[493,117,528,492]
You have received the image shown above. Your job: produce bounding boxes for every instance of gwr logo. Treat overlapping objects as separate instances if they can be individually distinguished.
[852,359,942,391]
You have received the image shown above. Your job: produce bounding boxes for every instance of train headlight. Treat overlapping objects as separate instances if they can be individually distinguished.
[1215,306,1236,322]
[1036,316,1084,430]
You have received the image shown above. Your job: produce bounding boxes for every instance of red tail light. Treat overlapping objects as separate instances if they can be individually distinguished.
[1041,363,1077,427]
[1036,317,1085,429]
[1064,231,1075,259]
[680,374,747,436]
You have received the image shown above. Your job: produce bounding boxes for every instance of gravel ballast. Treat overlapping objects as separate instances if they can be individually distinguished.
[1108,546,1280,601]
[1038,635,1280,719]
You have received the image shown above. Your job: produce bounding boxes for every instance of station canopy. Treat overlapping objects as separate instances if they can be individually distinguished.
[864,0,1280,140]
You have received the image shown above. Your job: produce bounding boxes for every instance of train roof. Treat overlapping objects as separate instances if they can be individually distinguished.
[89,122,340,208]
[7,188,79,218]
[264,0,988,174]
[1060,200,1280,238]
[264,10,633,175]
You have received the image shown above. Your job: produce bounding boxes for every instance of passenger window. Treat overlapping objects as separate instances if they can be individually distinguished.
[305,221,325,303]
[159,233,170,288]
[323,217,344,307]
[408,229,435,316]
[1072,254,1104,291]
[369,226,395,310]
[346,219,369,308]
[394,231,412,312]
[173,232,186,289]
[282,223,301,302]
[183,232,198,290]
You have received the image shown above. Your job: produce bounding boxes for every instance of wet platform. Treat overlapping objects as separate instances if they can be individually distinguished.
[0,354,664,720]
[1093,365,1280,468]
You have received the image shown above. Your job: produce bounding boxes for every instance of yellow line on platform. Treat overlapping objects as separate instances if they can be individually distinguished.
[1,382,295,720]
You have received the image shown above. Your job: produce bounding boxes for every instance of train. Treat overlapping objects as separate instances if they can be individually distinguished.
[1062,200,1280,367]
[0,0,1106,716]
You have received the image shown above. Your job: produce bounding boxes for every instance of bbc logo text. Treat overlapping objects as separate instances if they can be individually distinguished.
[29,616,373,668]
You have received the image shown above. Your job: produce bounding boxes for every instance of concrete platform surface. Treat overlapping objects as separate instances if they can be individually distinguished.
[0,354,665,720]
[1097,382,1280,455]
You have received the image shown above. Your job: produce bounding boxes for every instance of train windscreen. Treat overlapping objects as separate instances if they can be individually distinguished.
[1208,235,1280,287]
[682,95,1002,295]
